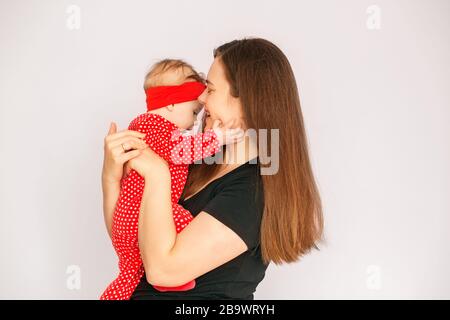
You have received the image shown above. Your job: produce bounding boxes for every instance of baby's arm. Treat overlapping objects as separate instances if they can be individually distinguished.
[169,120,244,164]
[129,114,243,165]
[134,123,219,165]
[168,129,220,164]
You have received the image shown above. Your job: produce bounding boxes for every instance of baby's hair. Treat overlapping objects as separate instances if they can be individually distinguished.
[144,58,205,89]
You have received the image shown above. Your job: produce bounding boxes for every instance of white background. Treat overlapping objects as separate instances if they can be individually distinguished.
[0,0,449,299]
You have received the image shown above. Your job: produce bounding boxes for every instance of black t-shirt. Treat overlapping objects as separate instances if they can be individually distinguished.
[130,157,268,300]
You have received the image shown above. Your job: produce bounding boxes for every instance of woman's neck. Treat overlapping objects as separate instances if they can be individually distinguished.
[183,135,258,201]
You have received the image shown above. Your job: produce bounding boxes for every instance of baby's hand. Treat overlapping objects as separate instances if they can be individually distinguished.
[212,119,245,146]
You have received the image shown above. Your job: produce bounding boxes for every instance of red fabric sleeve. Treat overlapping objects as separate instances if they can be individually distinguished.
[127,113,179,164]
[168,129,220,165]
[128,113,220,165]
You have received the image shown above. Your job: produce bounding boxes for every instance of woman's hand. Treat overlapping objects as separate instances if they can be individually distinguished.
[127,146,170,181]
[211,119,245,146]
[102,122,148,184]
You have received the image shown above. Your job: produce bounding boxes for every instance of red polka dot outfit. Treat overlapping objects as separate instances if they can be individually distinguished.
[100,112,220,300]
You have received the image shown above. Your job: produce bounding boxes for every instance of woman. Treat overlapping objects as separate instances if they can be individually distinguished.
[101,38,324,299]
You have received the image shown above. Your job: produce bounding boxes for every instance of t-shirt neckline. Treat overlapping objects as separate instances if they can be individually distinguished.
[182,156,258,203]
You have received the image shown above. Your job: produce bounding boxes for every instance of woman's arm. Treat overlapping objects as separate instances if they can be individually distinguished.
[101,175,121,239]
[135,155,248,287]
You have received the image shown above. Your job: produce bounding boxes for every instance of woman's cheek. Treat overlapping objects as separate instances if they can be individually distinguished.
[209,100,229,124]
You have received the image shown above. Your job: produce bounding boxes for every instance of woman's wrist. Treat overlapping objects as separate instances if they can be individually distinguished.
[102,161,121,183]
[102,172,121,185]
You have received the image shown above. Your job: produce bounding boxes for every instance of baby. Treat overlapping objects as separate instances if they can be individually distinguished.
[100,59,242,300]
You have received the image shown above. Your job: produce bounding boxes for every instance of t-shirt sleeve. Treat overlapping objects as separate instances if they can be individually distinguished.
[202,176,264,251]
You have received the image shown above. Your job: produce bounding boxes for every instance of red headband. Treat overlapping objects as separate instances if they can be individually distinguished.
[145,81,206,111]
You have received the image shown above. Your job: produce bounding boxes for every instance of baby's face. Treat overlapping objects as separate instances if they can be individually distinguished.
[168,100,203,130]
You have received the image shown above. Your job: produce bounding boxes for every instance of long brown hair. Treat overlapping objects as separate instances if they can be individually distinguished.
[183,38,324,265]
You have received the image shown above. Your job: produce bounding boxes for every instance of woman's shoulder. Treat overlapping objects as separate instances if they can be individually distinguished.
[207,160,264,213]
[214,160,262,190]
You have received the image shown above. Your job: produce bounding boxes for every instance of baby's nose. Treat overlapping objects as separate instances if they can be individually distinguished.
[197,88,207,104]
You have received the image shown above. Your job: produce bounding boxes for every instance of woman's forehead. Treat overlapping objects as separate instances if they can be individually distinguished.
[206,58,226,86]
